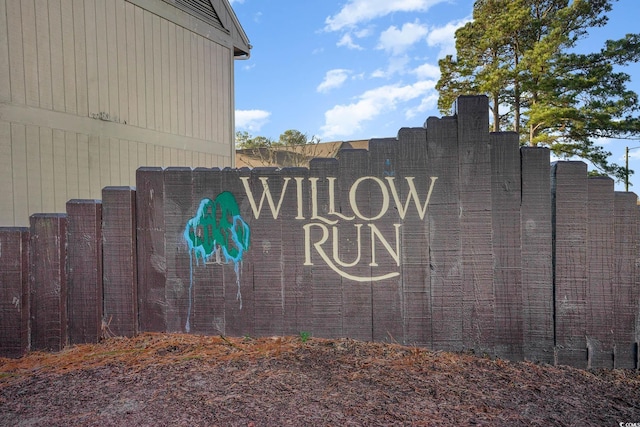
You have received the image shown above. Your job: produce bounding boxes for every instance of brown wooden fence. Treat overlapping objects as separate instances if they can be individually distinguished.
[1,96,638,369]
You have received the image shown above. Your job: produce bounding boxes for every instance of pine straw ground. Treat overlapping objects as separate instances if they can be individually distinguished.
[1,334,639,426]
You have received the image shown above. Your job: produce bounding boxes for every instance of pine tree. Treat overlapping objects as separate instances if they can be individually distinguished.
[437,0,640,180]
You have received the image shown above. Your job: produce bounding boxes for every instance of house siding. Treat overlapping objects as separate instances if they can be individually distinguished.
[0,0,237,226]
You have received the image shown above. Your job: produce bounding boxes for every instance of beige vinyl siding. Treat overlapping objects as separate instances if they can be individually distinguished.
[0,0,237,226]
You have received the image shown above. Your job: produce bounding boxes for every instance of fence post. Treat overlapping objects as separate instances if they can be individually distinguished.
[102,187,137,337]
[29,214,68,352]
[66,200,103,344]
[0,228,30,357]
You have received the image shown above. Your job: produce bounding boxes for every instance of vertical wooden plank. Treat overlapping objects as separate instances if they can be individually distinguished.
[11,124,28,225]
[188,168,225,334]
[160,19,170,133]
[115,0,128,123]
[490,132,523,361]
[190,33,199,138]
[153,14,163,131]
[455,95,494,354]
[66,199,102,344]
[52,129,67,212]
[197,37,205,140]
[105,0,118,118]
[6,0,25,105]
[94,0,109,115]
[221,168,254,337]
[281,167,312,336]
[25,125,42,215]
[551,161,588,368]
[613,192,638,369]
[73,0,87,116]
[84,0,99,115]
[0,228,30,358]
[369,138,404,344]
[136,167,166,332]
[61,0,77,114]
[49,0,65,112]
[520,147,554,364]
[155,145,163,167]
[66,132,79,199]
[222,47,231,149]
[135,5,146,128]
[249,168,285,337]
[128,140,138,184]
[21,0,39,107]
[397,128,432,347]
[125,1,138,127]
[77,133,90,197]
[169,22,178,135]
[144,10,155,129]
[35,0,52,110]
[163,167,193,332]
[29,214,68,352]
[308,158,342,338]
[585,177,615,368]
[102,186,138,337]
[426,116,462,352]
[212,44,221,143]
[0,0,11,103]
[87,135,101,198]
[339,150,373,342]
[184,30,192,137]
[109,137,120,185]
[98,136,110,193]
[176,26,185,136]
[119,139,129,185]
[0,121,15,225]
[204,41,212,142]
[137,141,147,169]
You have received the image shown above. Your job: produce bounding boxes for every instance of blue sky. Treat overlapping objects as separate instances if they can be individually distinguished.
[230,0,640,191]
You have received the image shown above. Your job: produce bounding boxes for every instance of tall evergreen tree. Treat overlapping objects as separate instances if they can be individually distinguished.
[436,0,640,180]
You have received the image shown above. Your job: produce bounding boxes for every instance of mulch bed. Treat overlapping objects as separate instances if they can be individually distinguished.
[1,333,639,426]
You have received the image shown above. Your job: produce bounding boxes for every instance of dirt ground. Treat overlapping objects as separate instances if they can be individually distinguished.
[1,333,639,426]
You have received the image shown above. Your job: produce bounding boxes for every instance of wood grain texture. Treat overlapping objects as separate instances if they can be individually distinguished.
[102,187,138,337]
[66,199,103,344]
[585,177,615,368]
[397,128,431,347]
[490,132,522,361]
[309,158,343,338]
[426,116,462,352]
[135,167,167,332]
[613,192,638,369]
[520,147,554,364]
[551,161,588,368]
[455,96,494,354]
[0,227,30,358]
[29,214,67,352]
[369,138,403,345]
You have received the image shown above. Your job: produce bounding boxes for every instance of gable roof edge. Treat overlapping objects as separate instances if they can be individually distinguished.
[213,0,251,58]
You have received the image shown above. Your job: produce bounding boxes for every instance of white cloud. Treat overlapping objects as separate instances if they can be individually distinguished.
[229,0,244,4]
[317,69,351,93]
[325,0,446,32]
[337,33,363,50]
[427,18,471,57]
[411,62,440,80]
[320,80,436,138]
[405,93,439,119]
[235,109,271,132]
[377,21,429,55]
[371,55,411,79]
